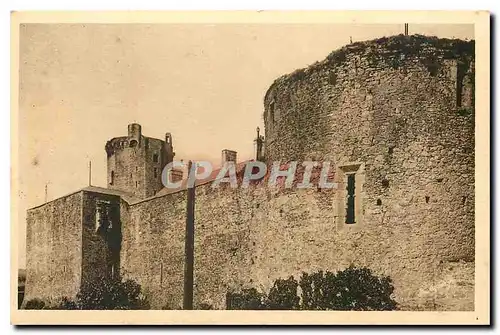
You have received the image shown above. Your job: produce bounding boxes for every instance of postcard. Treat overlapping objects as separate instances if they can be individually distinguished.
[11,10,490,325]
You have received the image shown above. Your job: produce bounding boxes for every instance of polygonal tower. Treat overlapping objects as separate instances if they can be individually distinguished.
[105,123,175,199]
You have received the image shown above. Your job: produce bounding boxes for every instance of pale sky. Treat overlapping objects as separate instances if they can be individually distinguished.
[17,23,474,267]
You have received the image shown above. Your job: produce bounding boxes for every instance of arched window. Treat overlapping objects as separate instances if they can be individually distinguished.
[153,153,159,163]
[110,171,114,185]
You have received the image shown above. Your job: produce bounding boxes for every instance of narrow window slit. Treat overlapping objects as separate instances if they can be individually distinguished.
[346,174,356,224]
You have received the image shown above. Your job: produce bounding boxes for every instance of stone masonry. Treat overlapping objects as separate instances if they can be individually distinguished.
[24,35,475,311]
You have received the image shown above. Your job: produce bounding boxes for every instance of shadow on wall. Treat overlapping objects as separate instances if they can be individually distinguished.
[18,269,26,309]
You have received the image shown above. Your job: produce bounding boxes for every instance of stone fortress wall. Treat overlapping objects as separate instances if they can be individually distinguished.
[259,35,475,309]
[25,192,83,303]
[24,35,475,311]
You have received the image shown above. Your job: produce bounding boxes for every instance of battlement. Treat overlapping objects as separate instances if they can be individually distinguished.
[105,136,130,156]
[105,124,146,156]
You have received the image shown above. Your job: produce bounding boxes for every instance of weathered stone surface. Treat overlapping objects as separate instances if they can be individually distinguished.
[120,191,186,309]
[259,35,475,310]
[25,35,475,311]
[106,123,174,199]
[81,192,121,285]
[24,191,83,305]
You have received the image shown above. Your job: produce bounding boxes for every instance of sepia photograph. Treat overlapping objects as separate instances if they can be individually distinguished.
[10,11,490,325]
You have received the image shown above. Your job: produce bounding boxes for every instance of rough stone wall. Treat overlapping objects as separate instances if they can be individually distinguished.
[107,136,147,198]
[106,134,167,199]
[263,35,474,164]
[258,35,475,309]
[81,191,121,285]
[24,192,83,304]
[245,186,474,311]
[25,182,473,310]
[120,35,475,311]
[120,191,186,309]
[192,184,254,309]
[122,180,473,311]
[120,182,257,310]
[144,137,166,197]
[120,40,476,312]
[24,35,475,312]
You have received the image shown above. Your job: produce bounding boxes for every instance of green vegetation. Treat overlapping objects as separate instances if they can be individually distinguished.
[75,275,149,310]
[227,266,398,311]
[24,266,397,310]
[23,298,46,310]
[23,276,149,310]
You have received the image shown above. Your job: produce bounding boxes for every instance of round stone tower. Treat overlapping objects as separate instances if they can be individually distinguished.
[105,124,175,199]
[262,35,475,309]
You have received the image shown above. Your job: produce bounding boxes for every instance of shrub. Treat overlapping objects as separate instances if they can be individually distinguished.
[226,288,267,310]
[226,266,398,311]
[53,297,78,310]
[458,107,473,116]
[34,276,150,310]
[300,270,338,310]
[24,298,46,310]
[325,266,397,310]
[267,276,300,310]
[198,303,214,310]
[76,276,149,310]
[161,303,181,310]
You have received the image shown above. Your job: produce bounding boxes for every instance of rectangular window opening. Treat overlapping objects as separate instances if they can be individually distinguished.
[269,101,275,123]
[95,199,112,232]
[345,174,356,224]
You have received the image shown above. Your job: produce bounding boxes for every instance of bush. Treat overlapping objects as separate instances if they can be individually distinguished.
[76,275,149,310]
[30,276,149,310]
[198,303,214,310]
[326,266,397,310]
[300,270,338,310]
[24,298,46,310]
[267,276,300,310]
[161,303,181,310]
[226,288,267,310]
[227,266,398,311]
[52,297,78,310]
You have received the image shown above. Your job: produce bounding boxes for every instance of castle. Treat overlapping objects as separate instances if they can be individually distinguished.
[24,35,475,310]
